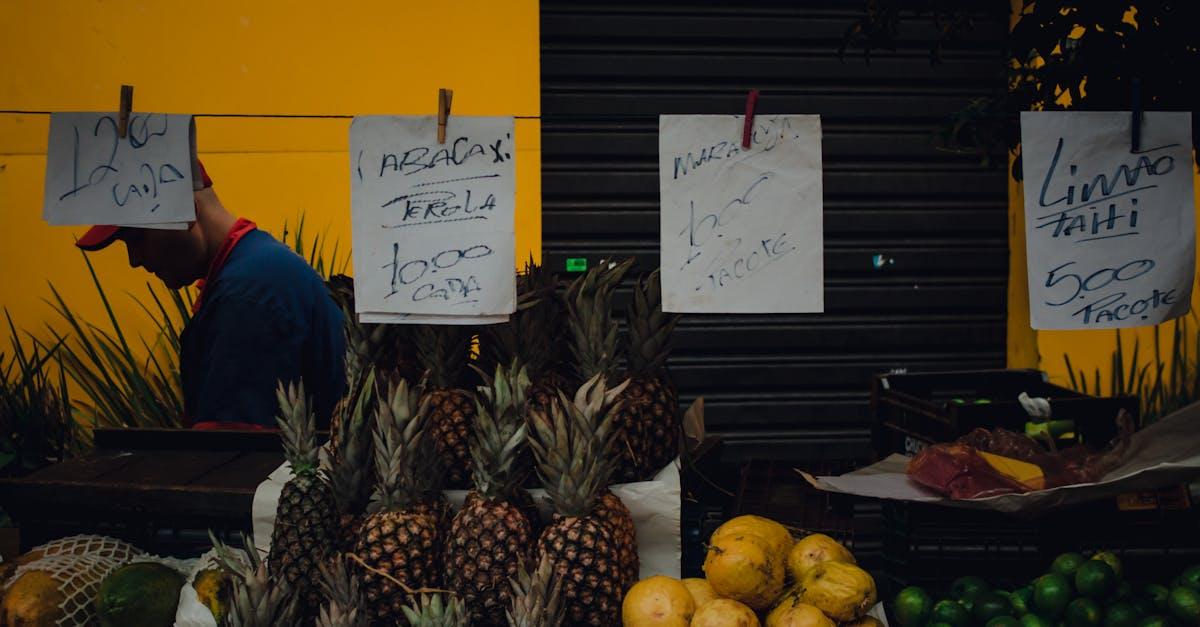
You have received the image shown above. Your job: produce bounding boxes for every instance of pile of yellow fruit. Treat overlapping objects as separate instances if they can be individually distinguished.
[622,515,880,627]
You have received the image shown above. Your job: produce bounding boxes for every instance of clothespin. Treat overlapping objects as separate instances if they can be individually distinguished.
[118,84,133,139]
[1130,78,1142,153]
[741,89,760,149]
[437,88,453,144]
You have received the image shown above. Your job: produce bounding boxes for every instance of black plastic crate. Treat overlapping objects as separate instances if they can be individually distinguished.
[882,495,1200,595]
[869,369,1196,595]
[871,369,1138,456]
[681,436,881,578]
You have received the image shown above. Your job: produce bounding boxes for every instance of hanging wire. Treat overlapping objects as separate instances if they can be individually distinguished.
[0,109,665,121]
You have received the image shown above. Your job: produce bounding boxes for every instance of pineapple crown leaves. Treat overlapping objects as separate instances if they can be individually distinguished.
[626,268,680,376]
[414,324,473,389]
[315,557,367,627]
[566,257,635,382]
[370,378,434,511]
[527,373,629,517]
[329,368,378,514]
[209,531,300,627]
[275,380,321,477]
[469,360,532,498]
[400,593,470,627]
[506,553,566,627]
[483,257,565,378]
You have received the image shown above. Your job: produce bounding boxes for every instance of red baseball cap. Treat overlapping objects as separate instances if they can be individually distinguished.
[75,160,214,251]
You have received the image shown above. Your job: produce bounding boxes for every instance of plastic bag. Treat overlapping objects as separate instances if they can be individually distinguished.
[175,548,228,627]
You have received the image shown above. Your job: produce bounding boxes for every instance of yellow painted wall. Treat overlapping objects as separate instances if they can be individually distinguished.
[1005,4,1200,390]
[0,0,541,342]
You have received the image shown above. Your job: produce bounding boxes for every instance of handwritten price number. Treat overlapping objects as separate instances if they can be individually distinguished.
[384,244,492,303]
[1043,259,1155,307]
[58,114,185,212]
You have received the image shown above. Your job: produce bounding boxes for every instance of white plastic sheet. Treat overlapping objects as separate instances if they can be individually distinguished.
[801,400,1200,516]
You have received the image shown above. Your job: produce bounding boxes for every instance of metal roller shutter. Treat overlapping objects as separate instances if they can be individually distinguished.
[540,1,1010,455]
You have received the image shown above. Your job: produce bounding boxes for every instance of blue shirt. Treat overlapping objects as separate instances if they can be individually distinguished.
[180,229,346,427]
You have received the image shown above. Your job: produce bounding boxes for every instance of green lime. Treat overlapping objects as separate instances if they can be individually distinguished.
[1011,587,1034,616]
[989,617,1022,627]
[1167,586,1200,625]
[1138,616,1176,627]
[1178,567,1200,592]
[1133,601,1157,618]
[954,576,992,601]
[895,586,935,627]
[1036,574,1075,618]
[1115,582,1134,601]
[932,599,972,627]
[1147,585,1173,611]
[1092,552,1124,580]
[1067,599,1104,627]
[976,592,1016,624]
[1106,604,1142,627]
[961,598,976,614]
[1053,554,1088,578]
[1024,615,1056,627]
[1077,561,1118,599]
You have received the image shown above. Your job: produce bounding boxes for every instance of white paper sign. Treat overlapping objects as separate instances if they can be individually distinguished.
[350,116,516,320]
[43,113,195,226]
[1021,112,1195,329]
[659,115,823,313]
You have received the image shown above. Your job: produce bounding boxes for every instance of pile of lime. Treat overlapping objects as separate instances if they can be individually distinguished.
[891,553,1200,627]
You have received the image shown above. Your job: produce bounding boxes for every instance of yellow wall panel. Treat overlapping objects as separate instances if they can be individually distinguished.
[0,0,541,343]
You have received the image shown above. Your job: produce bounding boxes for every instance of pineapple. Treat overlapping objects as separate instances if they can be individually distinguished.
[415,324,477,489]
[211,531,299,627]
[624,268,682,475]
[353,379,443,622]
[445,362,536,625]
[564,257,645,483]
[268,381,338,620]
[328,368,377,553]
[506,554,566,627]
[563,259,643,592]
[327,274,419,463]
[483,257,573,413]
[315,557,367,627]
[528,374,630,626]
[401,594,470,626]
[594,490,640,591]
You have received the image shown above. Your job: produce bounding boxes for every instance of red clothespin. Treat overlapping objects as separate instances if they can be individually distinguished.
[741,88,760,149]
[118,84,134,139]
[437,88,454,144]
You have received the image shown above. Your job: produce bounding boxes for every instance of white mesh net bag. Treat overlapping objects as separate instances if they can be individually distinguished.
[2,535,154,627]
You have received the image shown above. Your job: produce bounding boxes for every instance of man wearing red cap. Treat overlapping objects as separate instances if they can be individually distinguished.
[76,161,346,428]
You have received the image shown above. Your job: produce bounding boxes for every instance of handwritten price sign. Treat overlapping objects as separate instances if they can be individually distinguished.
[43,113,195,226]
[1021,112,1195,329]
[659,115,824,313]
[349,116,515,322]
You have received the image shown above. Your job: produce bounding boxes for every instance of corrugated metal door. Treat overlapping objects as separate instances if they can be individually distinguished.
[541,1,1010,454]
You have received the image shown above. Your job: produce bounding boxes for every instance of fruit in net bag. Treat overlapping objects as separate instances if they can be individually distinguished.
[94,562,185,627]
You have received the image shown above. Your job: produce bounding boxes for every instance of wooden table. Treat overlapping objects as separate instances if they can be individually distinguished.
[0,428,284,555]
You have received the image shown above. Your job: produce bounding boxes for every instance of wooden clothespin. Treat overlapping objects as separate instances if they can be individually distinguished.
[1130,78,1142,153]
[437,88,454,144]
[118,84,134,139]
[742,88,760,149]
